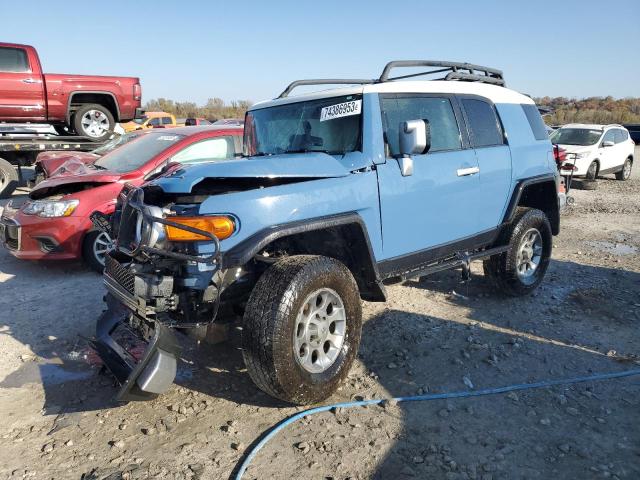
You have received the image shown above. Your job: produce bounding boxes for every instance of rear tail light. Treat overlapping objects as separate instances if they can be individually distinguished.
[553,144,567,163]
[133,83,141,101]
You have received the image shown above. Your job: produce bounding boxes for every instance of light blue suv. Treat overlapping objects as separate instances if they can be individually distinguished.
[92,61,560,405]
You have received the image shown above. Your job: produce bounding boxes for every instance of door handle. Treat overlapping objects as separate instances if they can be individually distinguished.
[457,166,480,177]
[22,78,38,84]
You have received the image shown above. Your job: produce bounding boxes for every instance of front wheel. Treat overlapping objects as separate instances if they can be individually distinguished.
[585,161,598,180]
[615,158,632,181]
[73,104,114,142]
[242,255,362,405]
[82,230,113,272]
[483,208,552,296]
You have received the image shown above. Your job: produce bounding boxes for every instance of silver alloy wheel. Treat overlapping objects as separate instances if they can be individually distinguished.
[0,170,6,189]
[623,160,632,179]
[92,231,114,266]
[516,228,543,285]
[80,109,110,138]
[293,288,346,374]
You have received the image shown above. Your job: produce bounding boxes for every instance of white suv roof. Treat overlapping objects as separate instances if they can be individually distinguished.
[253,81,534,110]
[251,60,534,111]
[561,123,625,130]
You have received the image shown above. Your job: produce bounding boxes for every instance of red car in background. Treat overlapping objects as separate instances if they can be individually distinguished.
[0,126,243,271]
[32,130,149,184]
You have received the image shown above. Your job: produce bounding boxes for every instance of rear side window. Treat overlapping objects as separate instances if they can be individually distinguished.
[381,96,462,154]
[521,104,549,141]
[614,129,628,143]
[0,47,29,73]
[161,117,173,125]
[461,99,504,147]
[148,118,161,127]
[172,136,236,164]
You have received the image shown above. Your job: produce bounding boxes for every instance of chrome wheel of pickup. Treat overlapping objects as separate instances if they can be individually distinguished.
[294,288,346,374]
[516,228,542,284]
[81,109,111,138]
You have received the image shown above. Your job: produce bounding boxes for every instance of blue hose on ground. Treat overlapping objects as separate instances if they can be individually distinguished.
[234,368,640,479]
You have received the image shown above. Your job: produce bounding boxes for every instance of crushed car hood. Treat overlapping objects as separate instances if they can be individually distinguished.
[149,152,352,193]
[30,165,123,199]
[38,152,99,176]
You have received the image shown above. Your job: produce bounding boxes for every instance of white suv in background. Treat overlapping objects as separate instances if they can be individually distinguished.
[551,124,635,180]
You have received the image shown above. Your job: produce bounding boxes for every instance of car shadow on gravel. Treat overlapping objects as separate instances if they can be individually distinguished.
[357,260,640,479]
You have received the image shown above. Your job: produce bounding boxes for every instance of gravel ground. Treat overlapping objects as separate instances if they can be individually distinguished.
[0,149,639,480]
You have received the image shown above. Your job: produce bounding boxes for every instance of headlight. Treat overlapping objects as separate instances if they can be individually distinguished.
[23,199,79,218]
[574,152,590,159]
[165,216,236,241]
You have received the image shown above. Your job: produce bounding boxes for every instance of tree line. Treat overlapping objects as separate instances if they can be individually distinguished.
[144,96,640,125]
[143,98,252,121]
[535,97,640,125]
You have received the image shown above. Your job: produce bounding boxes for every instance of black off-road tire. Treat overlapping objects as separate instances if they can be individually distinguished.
[572,178,598,190]
[73,104,114,142]
[585,160,598,180]
[242,255,362,405]
[0,157,19,199]
[615,158,632,181]
[483,208,552,296]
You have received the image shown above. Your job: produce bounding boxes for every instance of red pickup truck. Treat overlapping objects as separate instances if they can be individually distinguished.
[0,43,142,142]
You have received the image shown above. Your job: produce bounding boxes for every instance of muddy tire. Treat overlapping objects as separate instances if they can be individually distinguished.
[0,157,19,199]
[242,255,362,405]
[82,230,113,272]
[73,104,114,142]
[483,208,552,296]
[585,161,598,180]
[572,179,598,190]
[615,158,632,181]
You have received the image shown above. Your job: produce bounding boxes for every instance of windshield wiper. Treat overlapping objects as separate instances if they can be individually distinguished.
[283,148,341,155]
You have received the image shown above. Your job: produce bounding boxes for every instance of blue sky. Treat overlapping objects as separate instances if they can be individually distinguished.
[4,0,639,105]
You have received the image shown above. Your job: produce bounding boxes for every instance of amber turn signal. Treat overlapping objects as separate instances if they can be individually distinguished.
[165,216,235,241]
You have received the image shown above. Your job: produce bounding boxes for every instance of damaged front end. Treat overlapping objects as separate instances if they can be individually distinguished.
[91,184,228,401]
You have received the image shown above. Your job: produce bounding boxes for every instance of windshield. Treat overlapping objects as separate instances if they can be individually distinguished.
[94,133,184,173]
[550,128,602,146]
[244,94,362,156]
[92,132,143,156]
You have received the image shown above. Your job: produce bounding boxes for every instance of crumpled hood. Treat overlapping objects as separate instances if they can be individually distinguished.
[30,164,122,199]
[149,152,352,193]
[37,152,99,176]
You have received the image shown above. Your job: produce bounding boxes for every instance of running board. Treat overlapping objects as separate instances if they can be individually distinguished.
[397,245,510,281]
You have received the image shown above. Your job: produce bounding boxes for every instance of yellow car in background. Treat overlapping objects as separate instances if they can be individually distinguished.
[121,111,177,132]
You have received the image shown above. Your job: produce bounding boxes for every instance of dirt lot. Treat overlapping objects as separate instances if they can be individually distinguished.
[1,150,639,480]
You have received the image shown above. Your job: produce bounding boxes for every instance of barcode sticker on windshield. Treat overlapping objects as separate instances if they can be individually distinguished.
[320,100,362,122]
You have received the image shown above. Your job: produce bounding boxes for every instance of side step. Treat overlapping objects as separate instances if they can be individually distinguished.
[394,245,510,282]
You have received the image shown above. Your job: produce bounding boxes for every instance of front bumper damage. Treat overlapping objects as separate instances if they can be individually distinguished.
[90,294,181,401]
[89,185,222,401]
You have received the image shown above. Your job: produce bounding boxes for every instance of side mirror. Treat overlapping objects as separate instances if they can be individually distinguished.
[602,140,614,148]
[396,120,431,177]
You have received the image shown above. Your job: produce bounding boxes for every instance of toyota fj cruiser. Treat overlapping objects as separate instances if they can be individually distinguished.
[92,61,560,405]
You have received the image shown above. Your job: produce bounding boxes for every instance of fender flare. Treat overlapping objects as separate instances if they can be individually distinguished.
[502,173,560,235]
[222,212,386,301]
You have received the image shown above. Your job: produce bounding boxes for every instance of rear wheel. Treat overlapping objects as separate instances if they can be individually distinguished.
[0,157,19,199]
[615,158,632,181]
[585,161,598,180]
[73,104,114,142]
[83,230,113,272]
[242,255,362,405]
[484,208,552,296]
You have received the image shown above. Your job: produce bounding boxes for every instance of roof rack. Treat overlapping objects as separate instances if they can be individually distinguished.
[277,60,506,98]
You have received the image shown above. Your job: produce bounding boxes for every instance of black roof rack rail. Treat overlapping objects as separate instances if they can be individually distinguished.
[278,79,374,98]
[277,60,505,98]
[379,60,505,86]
